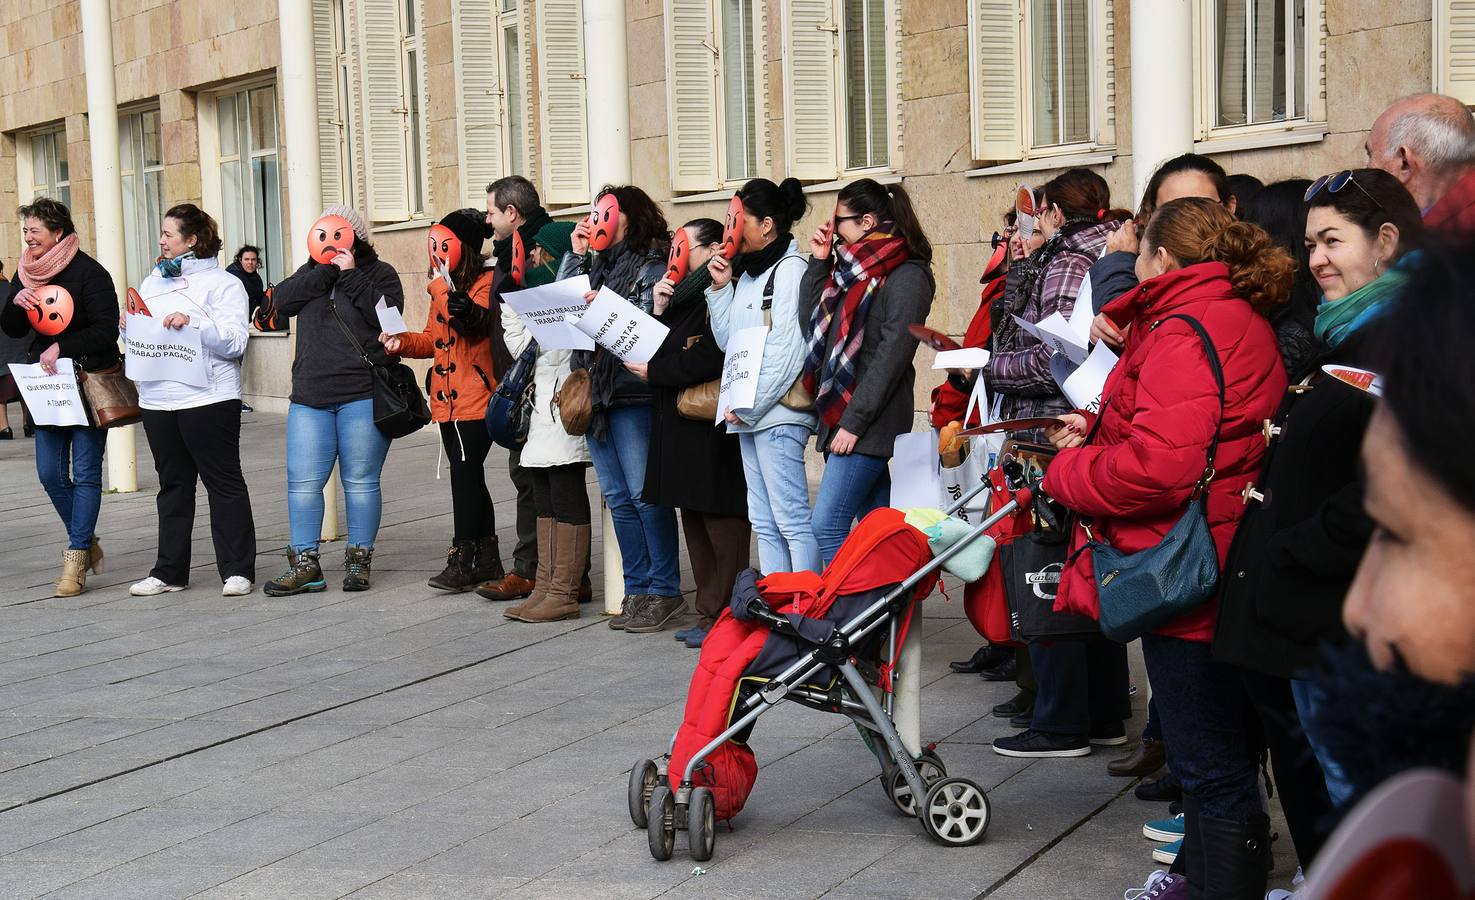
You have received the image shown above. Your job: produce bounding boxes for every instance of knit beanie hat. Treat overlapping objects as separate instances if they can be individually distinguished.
[441,209,490,255]
[322,204,370,244]
[532,221,576,262]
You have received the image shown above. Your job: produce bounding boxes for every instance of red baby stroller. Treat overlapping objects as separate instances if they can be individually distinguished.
[628,477,1025,861]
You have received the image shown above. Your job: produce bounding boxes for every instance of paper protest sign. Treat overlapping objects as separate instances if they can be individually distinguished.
[374,296,409,335]
[124,314,208,386]
[715,325,767,425]
[1059,341,1118,413]
[503,276,597,351]
[1012,277,1095,365]
[932,348,990,370]
[569,287,671,363]
[12,359,89,427]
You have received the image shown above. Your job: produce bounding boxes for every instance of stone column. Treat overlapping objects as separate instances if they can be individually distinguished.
[1129,0,1195,206]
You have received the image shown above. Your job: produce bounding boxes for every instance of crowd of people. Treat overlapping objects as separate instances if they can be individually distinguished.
[4,90,1475,897]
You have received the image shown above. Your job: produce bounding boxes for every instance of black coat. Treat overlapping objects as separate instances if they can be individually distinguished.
[1,251,121,372]
[1213,326,1379,680]
[226,262,266,316]
[642,291,747,517]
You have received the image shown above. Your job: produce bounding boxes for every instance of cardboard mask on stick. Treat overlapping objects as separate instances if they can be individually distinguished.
[308,214,356,265]
[719,195,744,261]
[427,223,463,273]
[665,228,691,284]
[510,230,527,287]
[589,193,621,252]
[28,284,74,336]
[125,287,152,317]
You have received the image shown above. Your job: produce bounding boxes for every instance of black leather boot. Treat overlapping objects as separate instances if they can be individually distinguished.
[1198,812,1269,900]
[428,540,479,592]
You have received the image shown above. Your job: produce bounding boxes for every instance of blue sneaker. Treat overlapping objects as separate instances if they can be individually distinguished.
[1151,838,1181,865]
[683,626,709,649]
[1143,813,1185,843]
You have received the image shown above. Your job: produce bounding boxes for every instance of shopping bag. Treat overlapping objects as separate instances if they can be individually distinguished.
[939,379,1000,522]
[889,430,944,510]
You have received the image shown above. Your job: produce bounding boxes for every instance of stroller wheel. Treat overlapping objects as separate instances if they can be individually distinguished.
[647,785,676,860]
[687,786,716,861]
[629,758,659,828]
[887,752,947,817]
[920,778,991,847]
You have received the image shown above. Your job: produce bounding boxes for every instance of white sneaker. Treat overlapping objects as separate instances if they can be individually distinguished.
[130,576,185,596]
[222,576,253,597]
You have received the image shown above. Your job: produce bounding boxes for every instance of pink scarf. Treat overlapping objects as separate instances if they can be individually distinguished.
[14,234,80,307]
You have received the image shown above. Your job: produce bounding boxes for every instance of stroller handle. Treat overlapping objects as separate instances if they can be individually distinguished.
[941,475,990,517]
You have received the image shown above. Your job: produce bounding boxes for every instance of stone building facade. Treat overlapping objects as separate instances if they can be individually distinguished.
[0,0,1448,411]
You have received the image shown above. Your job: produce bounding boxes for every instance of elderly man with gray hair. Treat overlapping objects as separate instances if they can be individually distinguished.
[1366,93,1475,234]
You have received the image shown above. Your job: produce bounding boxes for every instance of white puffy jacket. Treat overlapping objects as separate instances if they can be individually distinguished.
[131,256,250,411]
[500,303,590,468]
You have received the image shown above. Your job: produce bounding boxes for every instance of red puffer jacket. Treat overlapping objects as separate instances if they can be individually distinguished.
[1042,262,1287,642]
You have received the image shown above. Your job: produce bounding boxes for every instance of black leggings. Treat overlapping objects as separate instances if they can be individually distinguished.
[529,463,591,526]
[440,420,496,541]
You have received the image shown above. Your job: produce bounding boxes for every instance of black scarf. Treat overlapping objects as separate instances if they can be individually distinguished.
[735,233,794,279]
[590,240,647,297]
[667,261,714,311]
[493,206,554,274]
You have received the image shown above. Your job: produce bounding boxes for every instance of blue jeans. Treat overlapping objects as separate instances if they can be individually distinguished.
[1291,678,1357,809]
[1142,634,1262,822]
[738,424,821,574]
[813,450,891,566]
[286,399,390,552]
[586,405,679,596]
[34,426,107,550]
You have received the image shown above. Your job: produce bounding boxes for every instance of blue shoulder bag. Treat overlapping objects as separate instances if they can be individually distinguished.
[1084,314,1225,643]
[485,339,538,450]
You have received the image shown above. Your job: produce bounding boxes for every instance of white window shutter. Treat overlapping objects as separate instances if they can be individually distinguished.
[666,0,720,192]
[536,0,589,205]
[1306,0,1329,121]
[783,0,839,181]
[455,0,503,206]
[312,0,345,205]
[969,0,1023,161]
[1091,0,1117,147]
[356,0,410,221]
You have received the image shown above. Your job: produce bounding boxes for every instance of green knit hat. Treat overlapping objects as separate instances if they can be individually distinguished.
[526,221,577,287]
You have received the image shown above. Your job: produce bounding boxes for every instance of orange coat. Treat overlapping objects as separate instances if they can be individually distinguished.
[398,270,497,423]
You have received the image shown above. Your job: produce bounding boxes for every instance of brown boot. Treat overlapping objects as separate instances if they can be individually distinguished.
[55,548,90,598]
[88,537,104,575]
[475,571,535,601]
[509,523,589,623]
[504,518,554,619]
[1107,737,1166,777]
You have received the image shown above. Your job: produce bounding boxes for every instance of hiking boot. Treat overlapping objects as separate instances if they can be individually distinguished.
[343,546,373,592]
[476,572,535,601]
[54,548,90,598]
[992,729,1091,758]
[428,540,479,592]
[1109,737,1167,776]
[624,594,686,634]
[505,519,554,619]
[608,594,648,630]
[264,548,326,597]
[470,534,505,585]
[508,523,588,623]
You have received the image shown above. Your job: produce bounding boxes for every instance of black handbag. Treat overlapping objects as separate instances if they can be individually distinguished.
[486,339,538,450]
[1002,493,1101,642]
[328,292,430,440]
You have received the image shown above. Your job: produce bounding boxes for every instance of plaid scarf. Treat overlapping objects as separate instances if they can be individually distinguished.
[802,228,909,427]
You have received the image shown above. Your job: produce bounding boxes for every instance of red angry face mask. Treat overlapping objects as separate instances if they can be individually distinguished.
[719,195,743,260]
[427,224,463,274]
[589,193,621,252]
[665,228,691,284]
[28,284,74,336]
[125,287,152,317]
[510,230,527,287]
[308,215,356,265]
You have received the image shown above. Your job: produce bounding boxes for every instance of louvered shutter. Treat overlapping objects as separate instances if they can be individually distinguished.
[784,0,839,181]
[1092,0,1117,146]
[969,0,1023,162]
[1306,0,1329,121]
[536,0,589,206]
[456,0,503,206]
[666,0,720,192]
[357,0,410,221]
[312,0,345,205]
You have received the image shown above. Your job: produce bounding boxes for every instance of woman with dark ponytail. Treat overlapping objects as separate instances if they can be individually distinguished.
[706,177,821,575]
[799,179,934,565]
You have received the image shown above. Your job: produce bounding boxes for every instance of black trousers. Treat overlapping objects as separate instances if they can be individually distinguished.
[440,421,495,541]
[508,448,538,578]
[141,400,256,583]
[1029,635,1131,735]
[530,463,591,525]
[1240,669,1332,868]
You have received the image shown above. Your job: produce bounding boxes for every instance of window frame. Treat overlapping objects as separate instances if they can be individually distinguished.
[498,0,531,178]
[399,0,429,219]
[202,79,287,284]
[836,0,894,173]
[118,106,165,289]
[17,125,71,208]
[1193,0,1328,144]
[715,0,766,186]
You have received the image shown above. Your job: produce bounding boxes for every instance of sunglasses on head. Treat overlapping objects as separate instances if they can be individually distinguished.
[1305,170,1384,209]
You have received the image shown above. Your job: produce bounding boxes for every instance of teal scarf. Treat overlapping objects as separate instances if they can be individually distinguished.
[1314,264,1408,348]
[155,251,195,279]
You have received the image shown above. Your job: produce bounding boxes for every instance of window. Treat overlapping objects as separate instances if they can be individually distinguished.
[216,87,285,284]
[967,0,1115,164]
[22,128,71,208]
[1197,0,1326,139]
[665,0,766,192]
[355,0,430,222]
[500,0,529,177]
[783,0,898,181]
[452,0,531,206]
[119,109,164,288]
[720,0,762,181]
[401,0,427,216]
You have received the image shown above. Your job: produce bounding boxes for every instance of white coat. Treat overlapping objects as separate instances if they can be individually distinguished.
[501,303,590,468]
[131,256,250,411]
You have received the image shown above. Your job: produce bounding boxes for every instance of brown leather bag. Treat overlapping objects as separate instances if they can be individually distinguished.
[676,379,719,421]
[555,368,593,436]
[76,363,142,429]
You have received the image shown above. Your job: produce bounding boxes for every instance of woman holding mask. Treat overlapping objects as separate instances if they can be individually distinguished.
[1,198,119,597]
[706,178,820,577]
[800,179,934,565]
[627,218,749,648]
[125,204,255,598]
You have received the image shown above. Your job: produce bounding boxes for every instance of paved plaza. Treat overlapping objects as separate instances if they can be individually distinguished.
[0,412,1296,899]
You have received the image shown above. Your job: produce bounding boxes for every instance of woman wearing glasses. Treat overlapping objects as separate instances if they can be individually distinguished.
[1214,169,1424,846]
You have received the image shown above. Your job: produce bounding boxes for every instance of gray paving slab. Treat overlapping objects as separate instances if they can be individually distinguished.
[0,413,1298,899]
